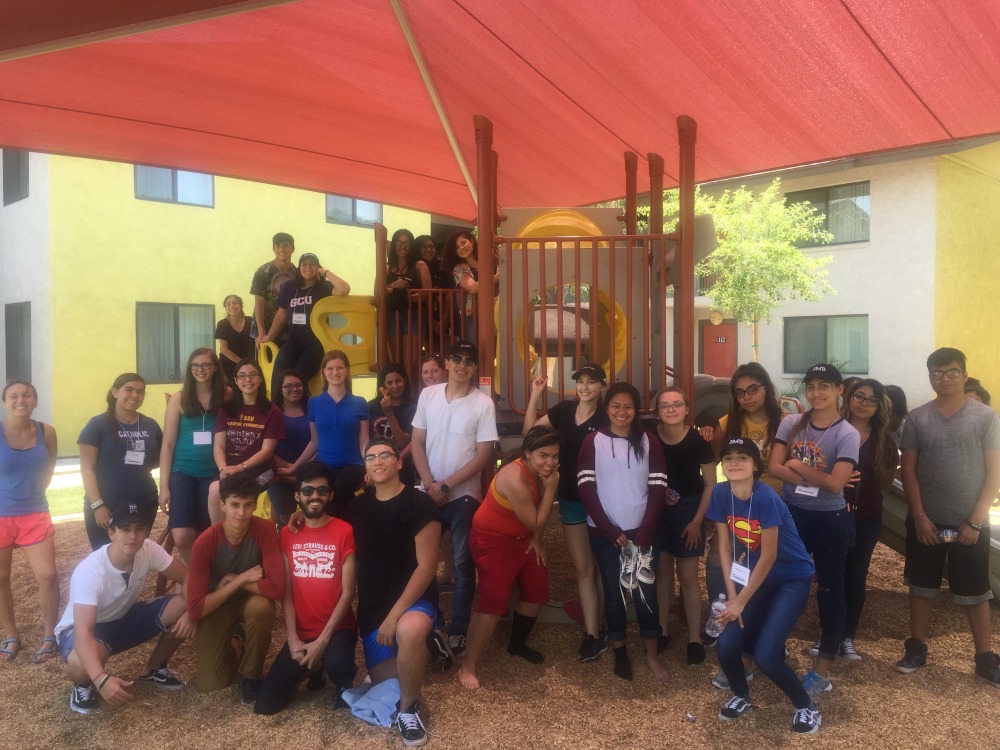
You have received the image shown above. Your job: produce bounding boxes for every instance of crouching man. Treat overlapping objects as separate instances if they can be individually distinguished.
[56,504,195,715]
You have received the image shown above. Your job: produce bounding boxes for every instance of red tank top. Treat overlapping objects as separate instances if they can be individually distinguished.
[472,460,539,538]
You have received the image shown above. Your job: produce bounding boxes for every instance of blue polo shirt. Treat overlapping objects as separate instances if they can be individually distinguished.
[308,392,368,468]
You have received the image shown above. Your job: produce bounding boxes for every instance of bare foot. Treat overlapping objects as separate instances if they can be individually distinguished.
[647,656,670,684]
[457,667,481,690]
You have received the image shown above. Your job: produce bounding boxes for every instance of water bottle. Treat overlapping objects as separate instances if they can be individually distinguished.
[704,594,727,638]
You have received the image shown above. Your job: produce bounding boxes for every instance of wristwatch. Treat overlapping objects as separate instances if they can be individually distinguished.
[440,483,451,497]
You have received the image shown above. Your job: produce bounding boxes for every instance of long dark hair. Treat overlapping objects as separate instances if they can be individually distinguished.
[291,254,321,288]
[843,378,898,485]
[787,365,843,445]
[180,348,227,417]
[272,369,310,410]
[413,234,440,276]
[321,350,353,394]
[388,228,416,271]
[725,362,783,446]
[224,357,270,416]
[377,362,411,404]
[604,382,646,461]
[443,230,478,271]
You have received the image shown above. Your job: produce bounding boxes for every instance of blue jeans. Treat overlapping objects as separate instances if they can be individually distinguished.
[590,535,660,642]
[439,496,479,637]
[844,517,881,639]
[790,504,855,660]
[717,576,812,709]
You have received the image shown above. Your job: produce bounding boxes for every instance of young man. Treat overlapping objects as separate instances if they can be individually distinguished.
[55,504,194,715]
[351,437,441,748]
[898,347,1000,684]
[187,472,285,703]
[250,231,297,346]
[254,462,358,715]
[411,340,498,656]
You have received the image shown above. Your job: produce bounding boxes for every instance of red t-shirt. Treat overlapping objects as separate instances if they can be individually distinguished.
[279,517,358,640]
[214,402,286,466]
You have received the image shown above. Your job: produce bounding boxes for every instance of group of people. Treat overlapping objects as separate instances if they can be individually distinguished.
[1,225,998,745]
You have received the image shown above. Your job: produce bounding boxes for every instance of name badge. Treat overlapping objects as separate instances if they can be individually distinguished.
[730,562,751,586]
[193,431,213,445]
[795,484,819,497]
[292,312,307,325]
[124,450,145,465]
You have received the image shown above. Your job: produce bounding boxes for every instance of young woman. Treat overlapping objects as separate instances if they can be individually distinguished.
[768,363,860,698]
[385,229,432,368]
[707,437,821,735]
[577,383,669,682]
[208,358,285,524]
[420,354,446,390]
[79,373,162,551]
[443,230,498,343]
[368,364,417,485]
[0,380,59,664]
[269,370,313,528]
[652,386,716,664]
[416,235,447,290]
[837,379,898,660]
[215,294,252,385]
[263,252,350,397]
[158,348,227,562]
[458,426,562,690]
[298,350,369,518]
[523,364,608,662]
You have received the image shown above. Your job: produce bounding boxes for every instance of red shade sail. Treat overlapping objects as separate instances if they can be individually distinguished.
[2,0,999,218]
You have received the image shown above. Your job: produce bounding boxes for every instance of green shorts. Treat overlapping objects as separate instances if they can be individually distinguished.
[558,498,588,525]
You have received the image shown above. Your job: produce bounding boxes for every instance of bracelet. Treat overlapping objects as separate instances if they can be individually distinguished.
[95,673,111,691]
[90,499,105,511]
[241,462,248,471]
[966,519,982,532]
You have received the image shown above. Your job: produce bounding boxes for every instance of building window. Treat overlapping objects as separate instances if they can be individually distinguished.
[134,165,214,207]
[786,181,869,246]
[2,149,29,206]
[136,302,215,383]
[784,315,868,374]
[4,302,31,381]
[325,194,382,226]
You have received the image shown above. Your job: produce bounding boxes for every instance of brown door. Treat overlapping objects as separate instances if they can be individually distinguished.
[700,320,737,376]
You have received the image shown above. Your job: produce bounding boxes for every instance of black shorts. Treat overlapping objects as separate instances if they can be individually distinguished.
[903,516,993,604]
[654,495,705,559]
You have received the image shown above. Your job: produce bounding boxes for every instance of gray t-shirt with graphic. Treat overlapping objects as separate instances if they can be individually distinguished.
[900,399,1000,526]
[775,414,860,511]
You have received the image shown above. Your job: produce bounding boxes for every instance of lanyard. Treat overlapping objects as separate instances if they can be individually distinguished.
[730,485,754,568]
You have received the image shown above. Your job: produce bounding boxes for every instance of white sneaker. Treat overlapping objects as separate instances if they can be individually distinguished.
[619,544,639,591]
[839,638,862,661]
[635,546,655,585]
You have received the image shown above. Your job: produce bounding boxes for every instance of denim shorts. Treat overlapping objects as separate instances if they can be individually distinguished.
[58,595,177,662]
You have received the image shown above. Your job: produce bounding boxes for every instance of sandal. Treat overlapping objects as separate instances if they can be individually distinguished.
[32,636,58,664]
[0,637,21,662]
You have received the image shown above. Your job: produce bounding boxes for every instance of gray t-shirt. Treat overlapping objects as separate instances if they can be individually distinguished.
[775,414,860,511]
[899,399,1000,525]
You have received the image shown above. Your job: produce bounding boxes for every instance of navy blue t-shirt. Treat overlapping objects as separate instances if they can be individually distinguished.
[706,481,814,582]
[78,414,162,512]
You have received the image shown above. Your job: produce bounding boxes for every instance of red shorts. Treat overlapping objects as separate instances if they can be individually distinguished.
[470,527,549,615]
[0,511,55,548]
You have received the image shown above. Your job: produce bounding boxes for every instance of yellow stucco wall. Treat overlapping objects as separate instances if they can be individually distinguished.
[47,156,428,455]
[935,144,1000,396]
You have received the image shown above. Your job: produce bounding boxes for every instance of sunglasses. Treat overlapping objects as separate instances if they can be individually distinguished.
[448,355,476,367]
[299,485,332,498]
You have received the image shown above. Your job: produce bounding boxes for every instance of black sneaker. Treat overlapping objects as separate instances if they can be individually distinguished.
[719,695,753,720]
[331,687,349,710]
[895,637,927,674]
[397,700,428,748]
[975,651,1000,687]
[447,634,466,658]
[306,671,326,692]
[578,634,608,663]
[69,684,100,715]
[138,667,185,691]
[792,704,822,734]
[241,677,262,705]
[700,630,718,648]
[687,641,706,665]
[428,630,454,671]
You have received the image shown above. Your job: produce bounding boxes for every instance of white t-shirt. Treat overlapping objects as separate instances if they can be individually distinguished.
[55,539,175,640]
[411,383,498,502]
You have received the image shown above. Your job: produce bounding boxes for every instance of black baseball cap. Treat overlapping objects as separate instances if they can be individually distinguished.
[719,437,762,470]
[299,252,320,266]
[109,503,148,530]
[803,363,843,385]
[448,340,478,360]
[572,364,607,383]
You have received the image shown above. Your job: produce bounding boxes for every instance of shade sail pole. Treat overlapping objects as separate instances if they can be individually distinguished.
[390,0,478,206]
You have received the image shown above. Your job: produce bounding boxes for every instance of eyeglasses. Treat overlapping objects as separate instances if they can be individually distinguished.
[190,362,215,371]
[299,485,332,498]
[282,383,303,391]
[364,451,399,463]
[929,368,964,380]
[851,392,879,408]
[448,355,476,367]
[734,383,763,400]
[657,402,686,411]
[235,372,261,382]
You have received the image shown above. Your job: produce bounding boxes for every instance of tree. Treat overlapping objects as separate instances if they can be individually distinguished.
[695,179,833,361]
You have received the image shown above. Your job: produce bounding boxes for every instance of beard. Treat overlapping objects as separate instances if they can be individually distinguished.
[299,501,327,520]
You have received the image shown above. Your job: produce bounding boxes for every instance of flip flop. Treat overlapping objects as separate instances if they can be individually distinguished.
[32,636,58,664]
[0,637,21,662]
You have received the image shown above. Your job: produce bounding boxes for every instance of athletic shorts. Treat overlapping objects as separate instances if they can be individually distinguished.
[654,495,705,558]
[58,594,177,662]
[0,511,54,549]
[904,516,994,604]
[469,527,549,615]
[361,599,436,669]
[558,498,588,525]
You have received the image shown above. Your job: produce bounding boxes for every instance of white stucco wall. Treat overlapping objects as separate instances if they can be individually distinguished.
[0,151,53,422]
